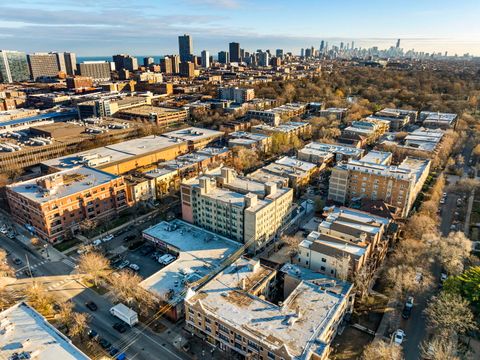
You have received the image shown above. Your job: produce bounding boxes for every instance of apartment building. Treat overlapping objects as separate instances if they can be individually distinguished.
[328,154,431,217]
[298,142,364,165]
[368,108,417,131]
[77,95,151,119]
[419,111,457,129]
[115,105,188,127]
[378,127,444,159]
[77,61,111,81]
[343,119,390,144]
[251,121,312,139]
[247,103,307,126]
[0,50,30,83]
[228,131,272,152]
[218,87,255,104]
[27,53,60,80]
[248,156,319,191]
[6,166,128,243]
[296,206,390,279]
[317,107,348,120]
[185,258,353,360]
[162,127,224,151]
[180,167,293,251]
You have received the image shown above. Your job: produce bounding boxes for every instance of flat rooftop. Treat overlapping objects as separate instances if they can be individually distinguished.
[360,151,392,165]
[302,142,364,157]
[275,156,317,172]
[0,302,90,360]
[187,258,351,358]
[8,166,119,204]
[141,219,241,304]
[42,135,186,170]
[162,127,224,142]
[118,105,186,116]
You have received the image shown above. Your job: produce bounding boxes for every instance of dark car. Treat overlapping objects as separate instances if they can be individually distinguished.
[113,322,128,333]
[401,306,412,319]
[109,347,119,356]
[85,301,98,311]
[124,235,136,242]
[99,338,112,349]
[13,258,22,265]
[87,329,98,340]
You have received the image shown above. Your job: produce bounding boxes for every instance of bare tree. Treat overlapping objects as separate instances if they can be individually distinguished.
[56,301,74,329]
[334,253,351,281]
[68,312,90,340]
[25,282,54,316]
[406,214,436,240]
[437,232,472,276]
[0,286,19,311]
[420,335,459,360]
[354,262,374,302]
[0,249,14,277]
[77,251,111,286]
[362,340,403,360]
[280,235,300,260]
[424,292,476,337]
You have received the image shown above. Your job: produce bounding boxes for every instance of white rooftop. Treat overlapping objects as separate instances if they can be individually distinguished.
[42,135,185,170]
[302,142,363,157]
[0,302,90,360]
[162,127,224,142]
[7,166,119,204]
[140,220,241,304]
[359,151,392,165]
[186,258,352,359]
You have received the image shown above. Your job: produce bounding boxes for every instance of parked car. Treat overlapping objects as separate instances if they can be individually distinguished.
[92,239,102,247]
[13,258,22,266]
[402,296,414,319]
[102,234,114,243]
[0,225,7,234]
[109,347,119,356]
[128,263,140,272]
[117,260,130,269]
[99,338,112,349]
[113,322,129,333]
[85,301,98,311]
[393,329,405,345]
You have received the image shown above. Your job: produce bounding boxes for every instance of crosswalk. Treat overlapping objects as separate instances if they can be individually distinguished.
[47,278,74,291]
[15,260,49,273]
[62,258,76,268]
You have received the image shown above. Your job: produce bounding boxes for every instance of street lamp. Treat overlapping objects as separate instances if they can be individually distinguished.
[44,244,49,258]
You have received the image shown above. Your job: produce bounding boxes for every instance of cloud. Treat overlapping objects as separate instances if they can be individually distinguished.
[186,0,241,9]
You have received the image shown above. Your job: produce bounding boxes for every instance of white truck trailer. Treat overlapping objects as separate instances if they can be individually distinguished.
[110,303,139,326]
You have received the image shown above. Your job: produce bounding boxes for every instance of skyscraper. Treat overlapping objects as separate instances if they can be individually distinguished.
[275,49,284,58]
[143,57,154,67]
[0,50,30,83]
[396,39,401,48]
[229,42,241,63]
[300,48,305,57]
[201,50,210,68]
[27,53,60,80]
[78,61,111,81]
[113,54,138,72]
[351,41,355,50]
[179,34,193,62]
[179,62,195,78]
[320,40,325,52]
[161,56,173,74]
[218,51,229,64]
[63,52,77,76]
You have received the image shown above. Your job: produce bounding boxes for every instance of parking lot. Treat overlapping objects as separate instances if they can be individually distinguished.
[119,243,167,279]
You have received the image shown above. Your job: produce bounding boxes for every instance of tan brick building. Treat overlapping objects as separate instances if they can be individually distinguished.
[328,155,431,217]
[6,166,128,243]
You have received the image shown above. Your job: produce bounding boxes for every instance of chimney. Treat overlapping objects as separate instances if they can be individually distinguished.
[244,193,257,208]
[265,182,277,196]
[199,177,213,195]
[241,278,246,290]
[220,167,235,184]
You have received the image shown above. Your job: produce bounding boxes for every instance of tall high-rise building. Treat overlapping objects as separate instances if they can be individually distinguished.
[78,61,111,81]
[0,50,30,83]
[63,52,77,76]
[351,41,355,50]
[300,48,305,57]
[305,48,312,58]
[171,55,180,73]
[27,53,60,80]
[161,56,173,74]
[218,51,229,64]
[275,49,284,58]
[143,57,154,67]
[179,62,195,78]
[340,42,344,50]
[113,54,138,72]
[201,50,210,68]
[396,39,401,48]
[320,40,325,52]
[258,51,270,67]
[178,34,193,62]
[229,42,241,63]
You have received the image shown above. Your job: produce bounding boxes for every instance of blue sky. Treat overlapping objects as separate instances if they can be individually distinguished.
[0,0,479,56]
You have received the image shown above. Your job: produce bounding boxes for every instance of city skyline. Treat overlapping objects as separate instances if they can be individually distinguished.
[0,0,479,56]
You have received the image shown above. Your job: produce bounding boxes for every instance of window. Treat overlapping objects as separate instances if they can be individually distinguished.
[268,352,276,360]
[321,258,327,262]
[321,266,326,271]
[218,333,229,342]
[248,340,259,350]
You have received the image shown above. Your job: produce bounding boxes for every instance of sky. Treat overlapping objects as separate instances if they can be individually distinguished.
[0,0,479,56]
